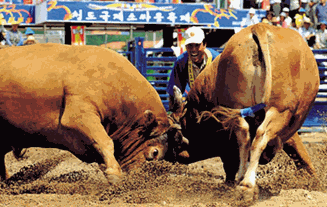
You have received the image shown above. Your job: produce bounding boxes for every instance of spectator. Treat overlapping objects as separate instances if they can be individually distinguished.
[23,35,37,46]
[280,12,289,27]
[315,0,327,23]
[314,20,327,66]
[282,7,293,26]
[299,17,316,47]
[272,17,282,26]
[289,18,301,31]
[241,8,260,28]
[166,27,220,110]
[24,27,35,39]
[290,0,301,18]
[315,20,327,48]
[302,0,309,11]
[0,14,6,46]
[6,21,24,47]
[270,0,282,17]
[266,11,275,24]
[24,27,38,45]
[0,31,5,46]
[295,8,307,28]
[307,0,319,27]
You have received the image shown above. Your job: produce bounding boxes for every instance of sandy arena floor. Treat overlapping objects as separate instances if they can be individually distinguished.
[0,132,327,207]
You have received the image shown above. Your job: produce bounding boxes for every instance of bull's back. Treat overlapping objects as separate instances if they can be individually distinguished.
[0,44,167,133]
[0,44,67,132]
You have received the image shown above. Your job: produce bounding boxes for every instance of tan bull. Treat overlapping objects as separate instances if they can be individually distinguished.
[172,23,319,201]
[0,43,184,183]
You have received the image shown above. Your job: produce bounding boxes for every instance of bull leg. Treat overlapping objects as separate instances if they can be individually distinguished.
[221,153,239,184]
[0,154,9,181]
[283,132,316,175]
[235,117,251,182]
[237,107,291,201]
[0,145,12,181]
[60,97,122,184]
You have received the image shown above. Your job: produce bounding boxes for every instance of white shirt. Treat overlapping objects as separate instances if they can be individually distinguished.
[241,14,260,27]
[316,29,327,49]
[298,26,316,40]
[285,16,292,27]
[290,0,300,10]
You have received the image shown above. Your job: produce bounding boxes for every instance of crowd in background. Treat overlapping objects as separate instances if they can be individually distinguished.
[242,0,327,49]
[1,0,326,49]
[0,14,38,47]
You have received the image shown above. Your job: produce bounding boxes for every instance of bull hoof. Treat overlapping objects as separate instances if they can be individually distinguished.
[106,174,122,185]
[225,180,237,187]
[99,164,123,185]
[235,184,259,204]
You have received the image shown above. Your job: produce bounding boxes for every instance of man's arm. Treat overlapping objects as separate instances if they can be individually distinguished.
[16,33,24,46]
[5,32,12,46]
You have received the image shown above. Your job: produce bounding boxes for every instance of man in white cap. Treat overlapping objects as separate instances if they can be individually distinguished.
[315,20,327,48]
[240,8,260,28]
[166,26,220,110]
[282,7,293,26]
[298,17,316,47]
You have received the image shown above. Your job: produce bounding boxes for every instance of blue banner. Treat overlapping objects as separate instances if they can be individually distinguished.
[1,0,267,28]
[0,4,35,25]
[45,1,266,28]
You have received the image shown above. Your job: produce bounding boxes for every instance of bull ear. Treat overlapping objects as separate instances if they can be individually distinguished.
[143,110,157,128]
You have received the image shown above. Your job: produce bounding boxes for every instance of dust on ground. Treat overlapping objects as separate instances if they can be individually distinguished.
[1,132,327,207]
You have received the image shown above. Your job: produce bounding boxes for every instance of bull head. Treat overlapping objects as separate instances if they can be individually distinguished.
[117,109,189,172]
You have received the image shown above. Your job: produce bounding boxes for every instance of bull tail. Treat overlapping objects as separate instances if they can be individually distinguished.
[251,24,273,105]
[197,106,242,136]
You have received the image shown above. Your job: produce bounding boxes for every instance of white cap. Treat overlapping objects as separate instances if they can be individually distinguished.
[282,7,289,12]
[249,8,256,14]
[184,27,205,46]
[303,17,312,24]
[280,12,286,17]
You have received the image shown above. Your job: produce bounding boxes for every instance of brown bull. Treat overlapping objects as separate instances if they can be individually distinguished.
[172,23,319,200]
[0,43,184,183]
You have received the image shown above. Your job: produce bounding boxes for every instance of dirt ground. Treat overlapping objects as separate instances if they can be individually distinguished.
[1,132,327,207]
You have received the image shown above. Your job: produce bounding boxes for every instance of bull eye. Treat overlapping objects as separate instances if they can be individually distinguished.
[153,149,159,158]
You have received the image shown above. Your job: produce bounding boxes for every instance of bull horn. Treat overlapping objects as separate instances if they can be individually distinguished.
[182,137,189,145]
[173,85,183,104]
